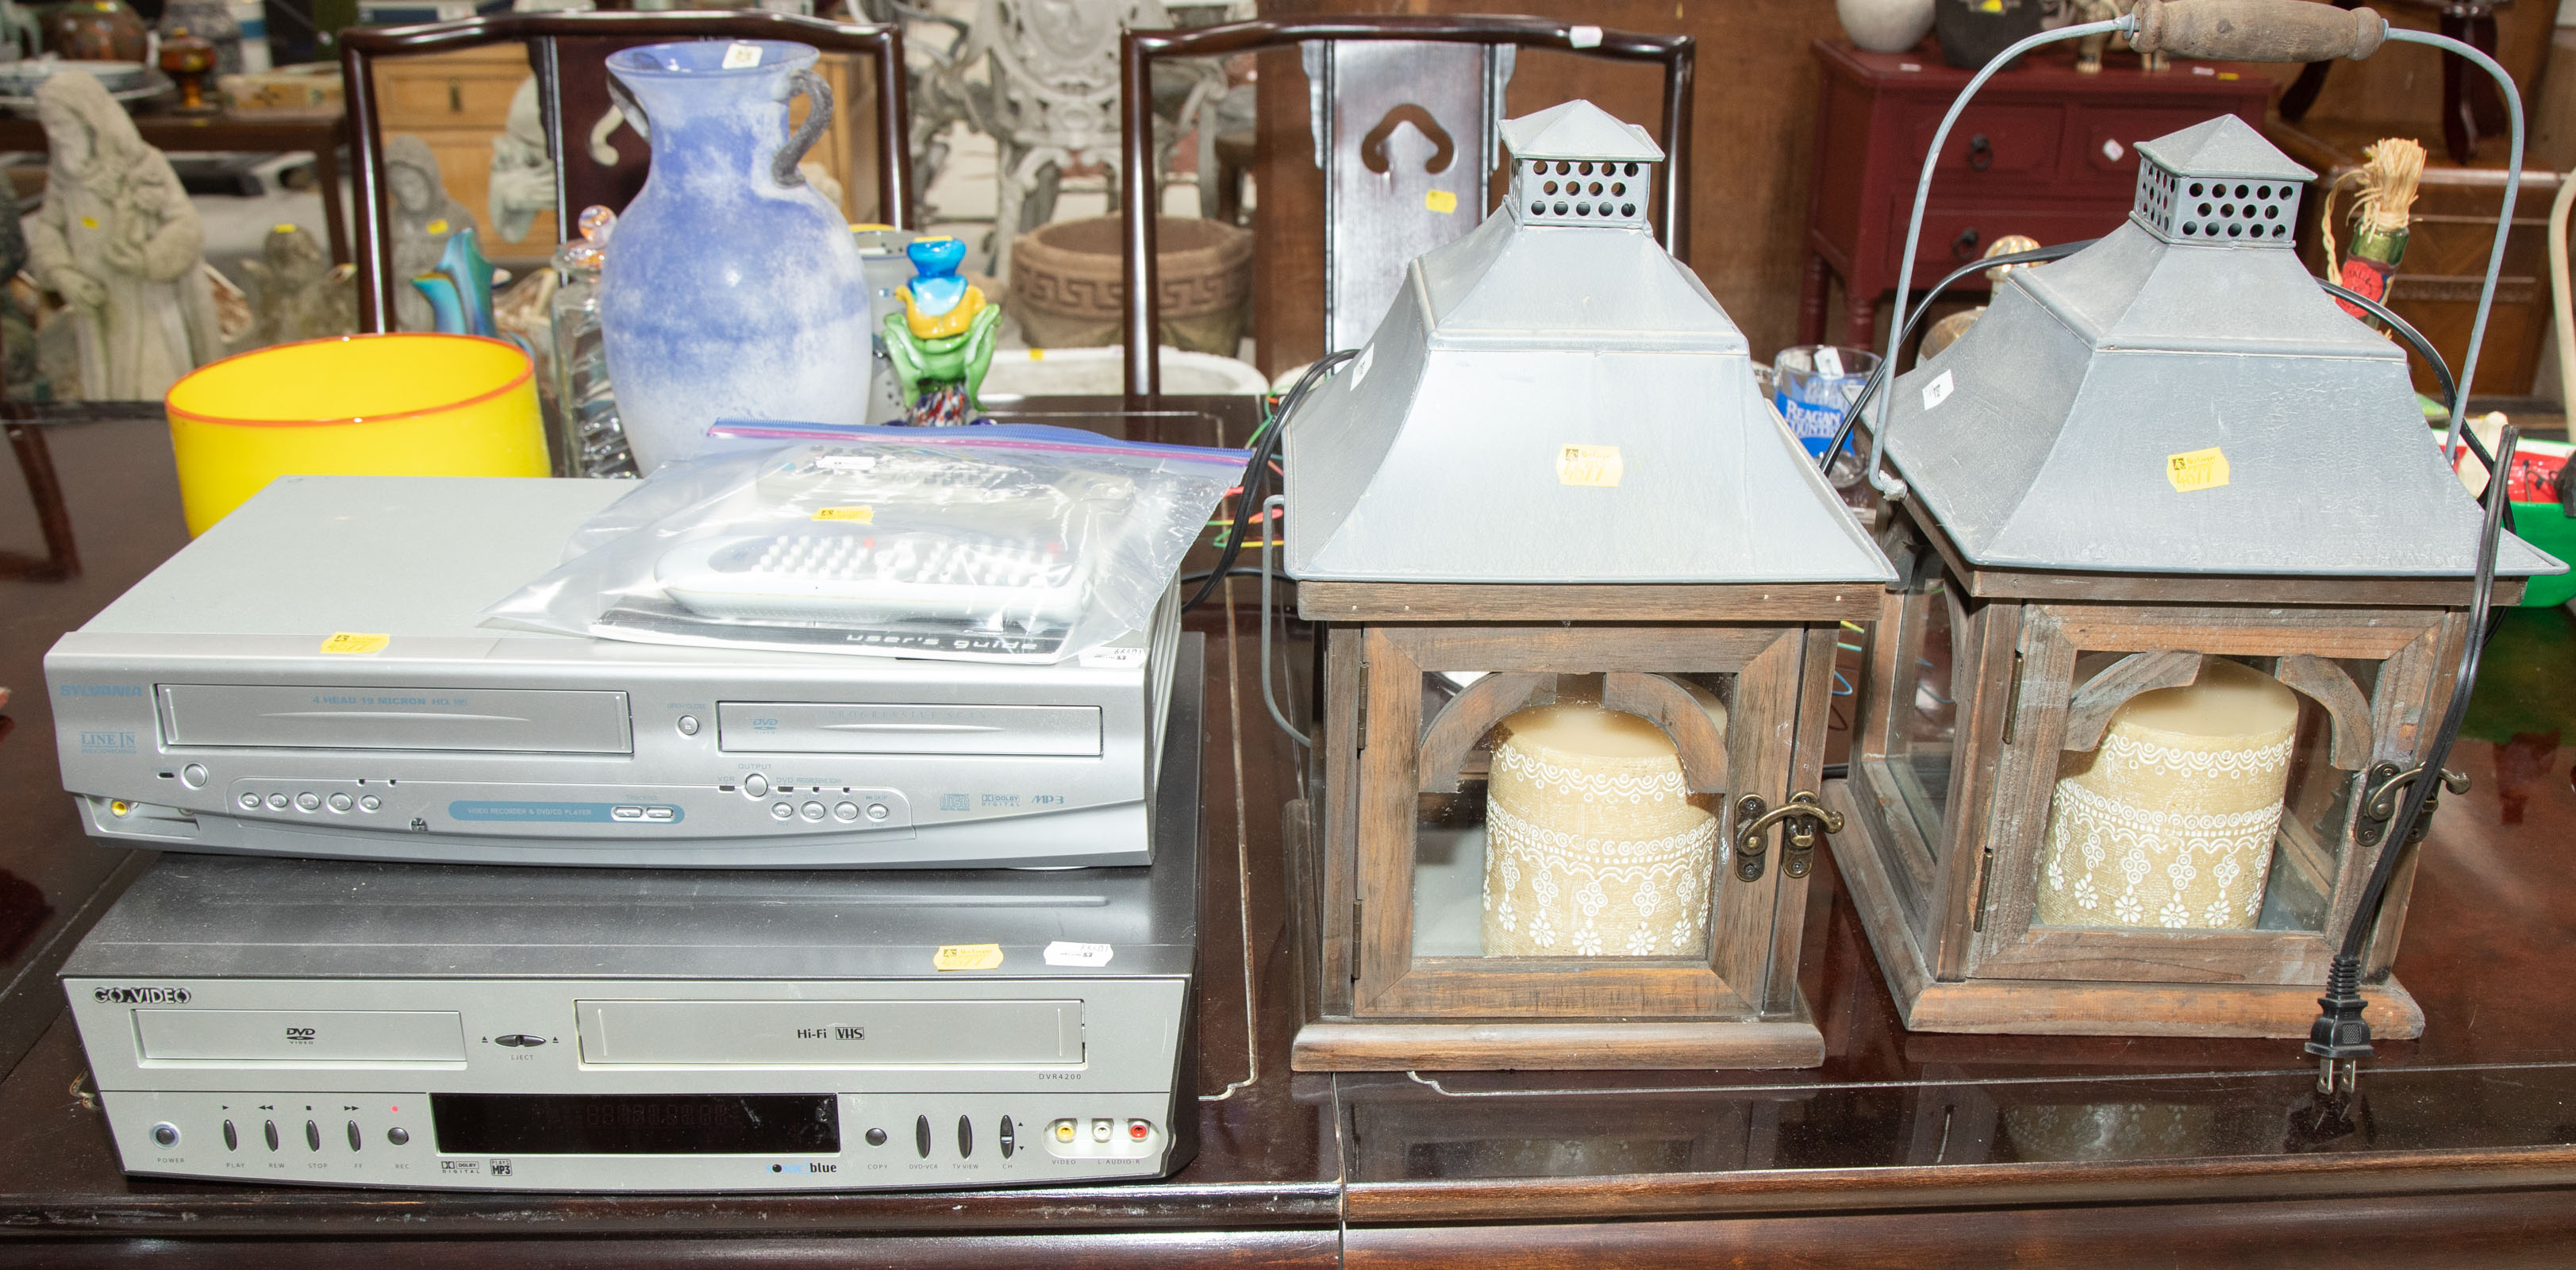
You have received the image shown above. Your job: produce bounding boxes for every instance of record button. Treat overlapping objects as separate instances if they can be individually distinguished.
[386,1127,409,1146]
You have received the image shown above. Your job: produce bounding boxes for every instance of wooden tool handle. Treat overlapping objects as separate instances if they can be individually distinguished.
[2130,0,2388,62]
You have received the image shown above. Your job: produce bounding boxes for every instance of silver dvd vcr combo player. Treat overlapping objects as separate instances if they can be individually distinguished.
[60,657,1201,1192]
[45,475,1180,868]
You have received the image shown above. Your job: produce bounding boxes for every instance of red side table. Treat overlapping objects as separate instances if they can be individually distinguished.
[1800,40,2272,351]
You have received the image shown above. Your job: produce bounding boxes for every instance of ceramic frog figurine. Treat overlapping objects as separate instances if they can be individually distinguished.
[881,236,1000,427]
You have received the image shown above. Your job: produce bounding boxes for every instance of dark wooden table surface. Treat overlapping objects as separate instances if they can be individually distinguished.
[1,403,2574,1267]
[0,106,351,266]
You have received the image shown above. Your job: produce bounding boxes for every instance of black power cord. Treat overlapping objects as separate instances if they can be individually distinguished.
[1180,349,1359,614]
[2308,425,2516,1095]
[1816,239,2099,472]
[2319,279,2515,538]
[1821,249,2512,529]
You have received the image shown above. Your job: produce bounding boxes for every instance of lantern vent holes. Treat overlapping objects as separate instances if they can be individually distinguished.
[1511,158,1653,227]
[2133,154,2299,248]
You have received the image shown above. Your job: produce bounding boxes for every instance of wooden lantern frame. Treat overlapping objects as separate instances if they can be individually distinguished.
[1824,505,2512,1039]
[1287,583,1874,1072]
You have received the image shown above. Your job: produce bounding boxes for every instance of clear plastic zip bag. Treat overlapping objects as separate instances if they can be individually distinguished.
[483,423,1248,663]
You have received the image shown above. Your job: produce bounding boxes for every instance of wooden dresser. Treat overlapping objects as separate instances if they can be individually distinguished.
[1800,39,2272,351]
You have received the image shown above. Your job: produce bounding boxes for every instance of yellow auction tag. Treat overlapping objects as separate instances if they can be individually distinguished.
[1028,347,1046,360]
[426,218,448,235]
[933,943,1004,972]
[79,216,97,229]
[2167,447,2230,493]
[319,632,390,655]
[813,506,874,522]
[1424,188,1459,214]
[1556,444,1623,488]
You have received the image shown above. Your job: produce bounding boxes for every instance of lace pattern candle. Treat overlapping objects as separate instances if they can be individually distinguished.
[1482,698,1724,957]
[2038,658,2299,930]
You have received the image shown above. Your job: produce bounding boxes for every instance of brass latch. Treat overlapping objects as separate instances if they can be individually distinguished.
[1733,791,1844,883]
[2352,761,2470,849]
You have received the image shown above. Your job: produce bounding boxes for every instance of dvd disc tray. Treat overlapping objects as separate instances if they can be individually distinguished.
[59,657,1203,1193]
[44,476,1181,868]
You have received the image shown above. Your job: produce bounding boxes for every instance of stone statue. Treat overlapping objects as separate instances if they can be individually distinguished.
[21,68,222,400]
[385,133,480,331]
[241,225,357,346]
[488,76,555,244]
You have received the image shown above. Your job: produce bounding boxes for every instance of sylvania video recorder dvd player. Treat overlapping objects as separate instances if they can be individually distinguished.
[59,648,1203,1193]
[45,475,1181,868]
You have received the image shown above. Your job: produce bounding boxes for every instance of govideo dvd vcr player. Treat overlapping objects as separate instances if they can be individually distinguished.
[45,475,1181,868]
[59,661,1202,1193]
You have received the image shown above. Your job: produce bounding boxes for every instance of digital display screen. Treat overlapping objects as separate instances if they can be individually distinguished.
[430,1094,840,1155]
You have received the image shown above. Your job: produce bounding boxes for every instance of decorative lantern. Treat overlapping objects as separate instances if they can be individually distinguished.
[1826,116,2564,1039]
[1278,102,1894,1072]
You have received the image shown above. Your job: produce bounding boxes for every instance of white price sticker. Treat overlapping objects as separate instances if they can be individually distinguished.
[1921,368,1955,411]
[1813,346,1844,379]
[721,41,762,69]
[1568,24,1602,47]
[1044,941,1114,968]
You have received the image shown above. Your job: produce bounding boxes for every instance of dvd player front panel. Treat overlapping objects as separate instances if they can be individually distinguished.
[71,976,1190,1191]
[47,637,1164,868]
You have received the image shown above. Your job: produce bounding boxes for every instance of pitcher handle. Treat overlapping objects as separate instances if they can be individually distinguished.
[774,67,833,188]
[605,75,649,142]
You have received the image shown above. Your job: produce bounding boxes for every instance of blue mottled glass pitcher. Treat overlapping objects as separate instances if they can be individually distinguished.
[597,39,872,471]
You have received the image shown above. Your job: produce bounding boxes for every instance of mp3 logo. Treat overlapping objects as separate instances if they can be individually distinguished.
[94,986,191,1005]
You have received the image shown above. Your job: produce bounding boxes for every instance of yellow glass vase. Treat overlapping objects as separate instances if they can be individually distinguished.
[164,333,546,536]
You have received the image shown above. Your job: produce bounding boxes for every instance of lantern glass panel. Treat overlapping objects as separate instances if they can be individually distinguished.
[2034,655,2356,934]
[1410,672,1731,961]
[1879,580,1963,858]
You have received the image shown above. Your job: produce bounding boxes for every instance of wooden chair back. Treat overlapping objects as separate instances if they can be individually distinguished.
[1117,15,1694,396]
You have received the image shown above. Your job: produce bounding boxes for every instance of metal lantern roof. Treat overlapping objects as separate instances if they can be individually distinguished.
[1882,115,2563,579]
[1282,102,1892,586]
[1498,99,1664,163]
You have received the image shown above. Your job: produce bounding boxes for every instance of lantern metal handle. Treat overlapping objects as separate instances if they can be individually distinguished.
[2353,761,2470,849]
[1860,3,2524,497]
[1733,791,1844,883]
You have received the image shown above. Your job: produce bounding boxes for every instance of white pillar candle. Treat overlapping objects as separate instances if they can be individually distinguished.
[2038,658,2300,930]
[1482,695,1724,958]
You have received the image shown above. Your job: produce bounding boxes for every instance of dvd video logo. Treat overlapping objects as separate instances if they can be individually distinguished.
[94,986,191,1005]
